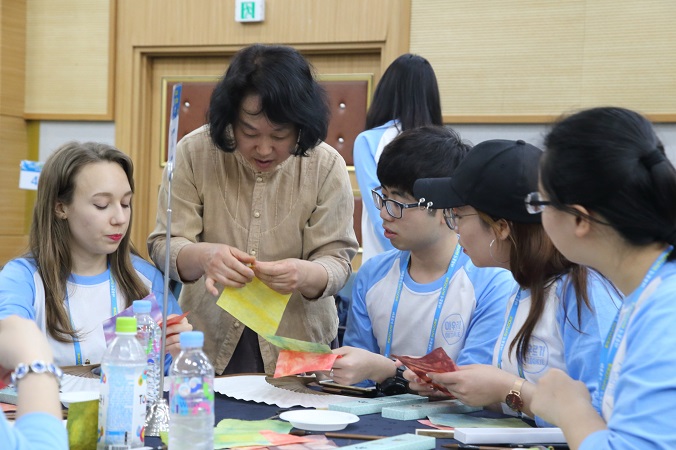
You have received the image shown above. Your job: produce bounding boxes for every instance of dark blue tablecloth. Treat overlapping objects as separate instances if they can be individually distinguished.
[145,392,551,449]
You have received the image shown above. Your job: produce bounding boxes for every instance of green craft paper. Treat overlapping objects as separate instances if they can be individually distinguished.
[428,413,534,428]
[216,418,293,433]
[66,399,99,450]
[263,334,332,354]
[214,419,294,449]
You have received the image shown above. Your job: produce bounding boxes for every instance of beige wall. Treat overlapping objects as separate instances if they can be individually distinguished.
[0,0,30,265]
[10,0,676,265]
[412,0,676,123]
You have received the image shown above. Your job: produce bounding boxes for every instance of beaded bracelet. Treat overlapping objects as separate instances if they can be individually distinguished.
[11,361,64,386]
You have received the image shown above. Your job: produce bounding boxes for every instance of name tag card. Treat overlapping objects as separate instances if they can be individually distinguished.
[19,160,44,190]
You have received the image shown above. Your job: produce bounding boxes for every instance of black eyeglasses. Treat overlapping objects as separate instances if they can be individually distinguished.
[524,192,552,214]
[442,208,478,230]
[525,192,611,226]
[371,188,421,219]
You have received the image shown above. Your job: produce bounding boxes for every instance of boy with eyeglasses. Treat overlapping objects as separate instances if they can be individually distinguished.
[327,126,516,392]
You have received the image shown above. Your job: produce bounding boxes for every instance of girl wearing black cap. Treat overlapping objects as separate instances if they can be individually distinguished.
[409,139,621,426]
[530,107,676,449]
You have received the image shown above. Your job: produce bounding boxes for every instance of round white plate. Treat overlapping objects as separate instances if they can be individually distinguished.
[279,409,359,431]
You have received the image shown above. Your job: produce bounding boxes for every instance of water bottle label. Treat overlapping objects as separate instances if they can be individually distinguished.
[98,365,147,446]
[169,376,215,416]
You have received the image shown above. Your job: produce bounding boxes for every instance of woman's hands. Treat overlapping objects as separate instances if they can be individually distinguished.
[164,314,193,358]
[177,243,256,295]
[405,364,518,407]
[254,259,327,298]
[178,244,328,298]
[531,369,606,450]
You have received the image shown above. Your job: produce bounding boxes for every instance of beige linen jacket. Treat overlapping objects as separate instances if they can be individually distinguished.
[148,126,358,374]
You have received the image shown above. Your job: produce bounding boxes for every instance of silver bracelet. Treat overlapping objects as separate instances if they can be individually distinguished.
[11,361,63,386]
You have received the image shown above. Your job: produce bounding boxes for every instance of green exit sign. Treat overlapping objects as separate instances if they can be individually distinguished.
[236,0,265,22]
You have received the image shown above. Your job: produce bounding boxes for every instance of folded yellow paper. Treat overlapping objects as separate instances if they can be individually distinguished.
[217,277,291,336]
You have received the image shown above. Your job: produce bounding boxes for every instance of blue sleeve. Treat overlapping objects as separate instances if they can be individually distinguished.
[534,273,621,428]
[353,131,392,253]
[342,263,380,355]
[456,264,515,366]
[0,259,38,320]
[132,255,182,316]
[1,412,68,450]
[580,279,676,450]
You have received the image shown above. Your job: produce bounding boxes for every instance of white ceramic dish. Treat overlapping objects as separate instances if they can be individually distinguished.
[279,409,359,431]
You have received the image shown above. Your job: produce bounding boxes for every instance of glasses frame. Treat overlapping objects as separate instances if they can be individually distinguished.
[371,188,423,219]
[524,191,612,226]
[442,208,479,230]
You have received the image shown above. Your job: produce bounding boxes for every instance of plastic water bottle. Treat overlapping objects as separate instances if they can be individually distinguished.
[133,299,161,413]
[169,331,215,450]
[97,316,147,449]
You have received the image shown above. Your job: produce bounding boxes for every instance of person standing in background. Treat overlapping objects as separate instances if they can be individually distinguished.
[354,53,443,263]
[147,44,358,375]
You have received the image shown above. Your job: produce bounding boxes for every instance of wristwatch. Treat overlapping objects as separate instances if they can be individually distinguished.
[376,365,409,396]
[505,378,526,412]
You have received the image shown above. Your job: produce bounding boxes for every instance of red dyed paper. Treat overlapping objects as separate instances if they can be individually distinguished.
[274,350,338,378]
[393,347,458,396]
[157,310,189,328]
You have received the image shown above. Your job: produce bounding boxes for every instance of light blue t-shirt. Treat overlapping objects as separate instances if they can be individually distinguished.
[0,254,181,372]
[582,260,676,449]
[344,248,516,386]
[494,271,621,427]
[0,412,68,450]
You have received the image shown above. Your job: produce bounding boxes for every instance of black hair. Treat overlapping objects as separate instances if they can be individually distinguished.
[208,44,329,156]
[377,126,471,194]
[541,107,676,260]
[365,53,443,131]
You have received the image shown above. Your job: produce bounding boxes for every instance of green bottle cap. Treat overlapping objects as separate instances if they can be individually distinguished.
[116,316,137,333]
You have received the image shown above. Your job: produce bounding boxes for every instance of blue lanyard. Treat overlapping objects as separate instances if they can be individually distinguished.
[497,288,525,378]
[384,244,462,358]
[596,245,673,404]
[65,266,118,365]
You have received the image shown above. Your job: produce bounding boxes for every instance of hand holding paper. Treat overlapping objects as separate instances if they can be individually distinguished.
[263,335,337,378]
[394,347,458,396]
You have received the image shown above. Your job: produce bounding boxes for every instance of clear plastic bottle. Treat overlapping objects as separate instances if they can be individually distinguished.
[133,299,161,413]
[97,316,147,449]
[169,331,215,450]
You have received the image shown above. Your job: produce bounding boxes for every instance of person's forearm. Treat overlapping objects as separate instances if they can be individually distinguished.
[176,243,207,282]
[371,357,397,383]
[519,380,536,419]
[557,406,606,450]
[16,373,62,420]
[297,260,329,299]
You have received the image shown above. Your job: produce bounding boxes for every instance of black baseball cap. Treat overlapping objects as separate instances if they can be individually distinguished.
[413,139,543,223]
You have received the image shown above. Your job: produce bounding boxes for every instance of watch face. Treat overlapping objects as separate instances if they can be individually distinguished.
[506,392,524,411]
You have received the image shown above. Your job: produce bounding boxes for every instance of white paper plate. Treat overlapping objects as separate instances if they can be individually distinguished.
[279,409,359,431]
